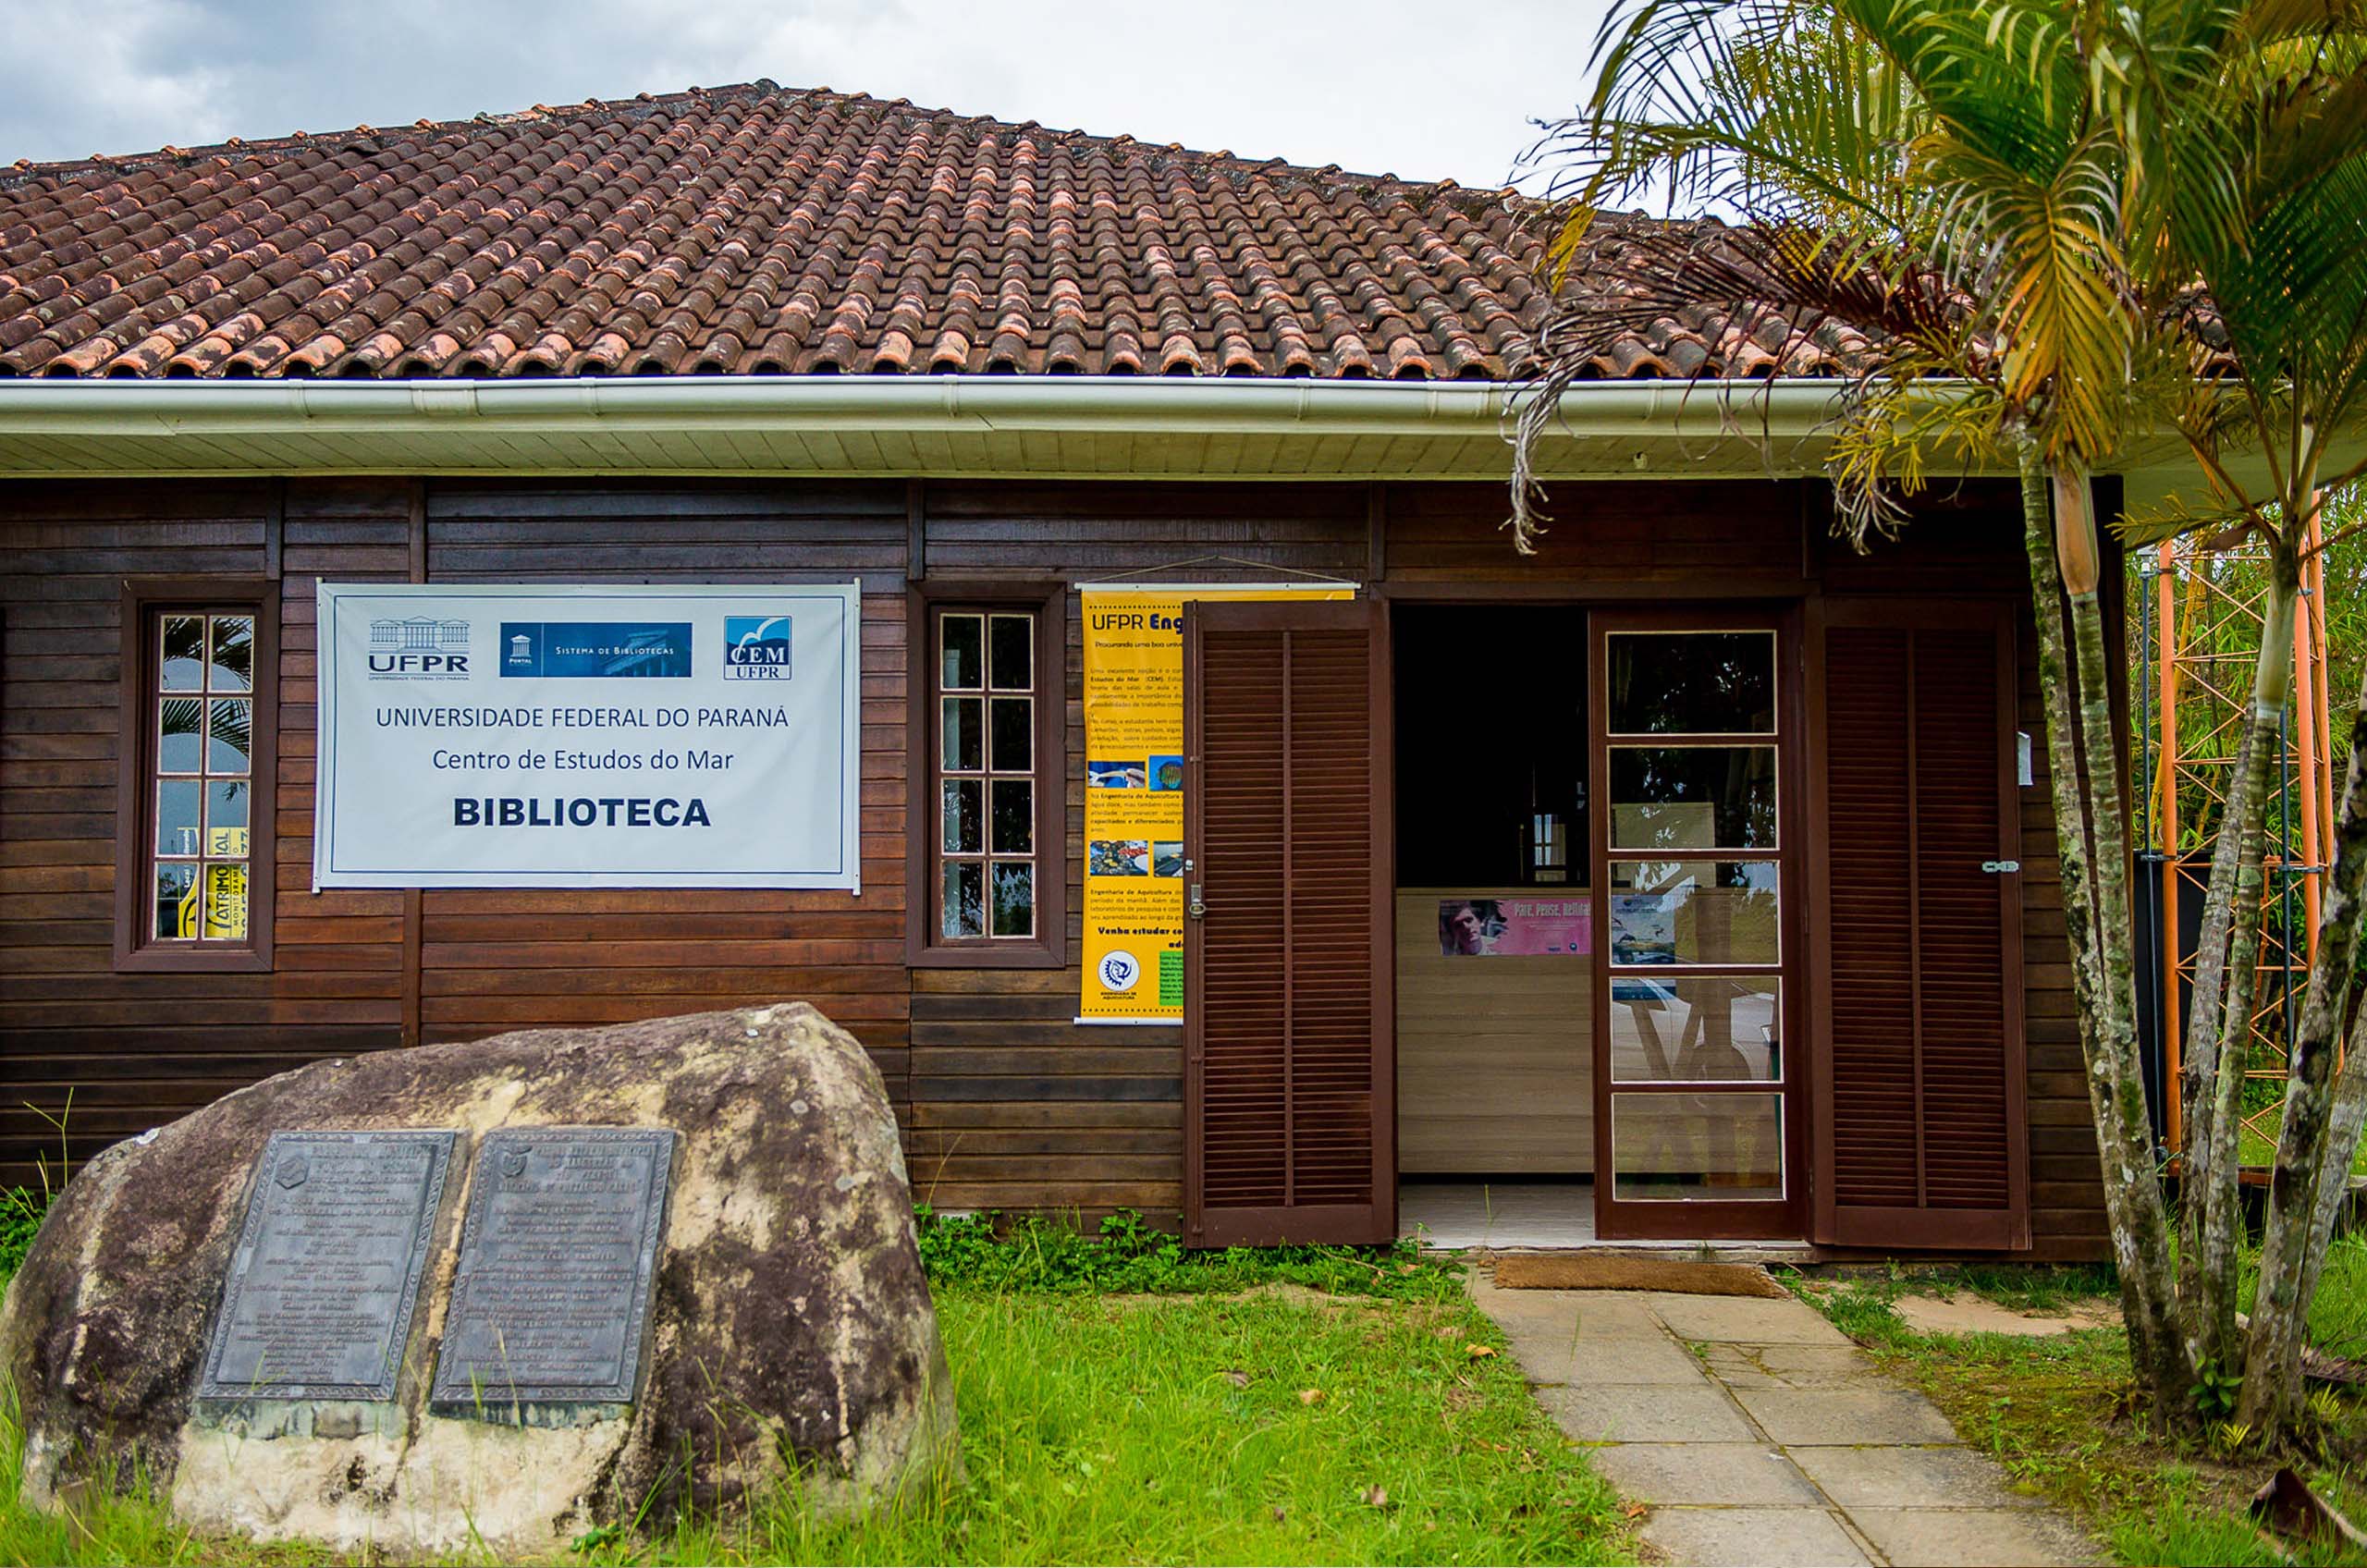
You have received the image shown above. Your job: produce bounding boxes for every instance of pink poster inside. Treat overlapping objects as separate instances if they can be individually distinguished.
[1438,897,1593,957]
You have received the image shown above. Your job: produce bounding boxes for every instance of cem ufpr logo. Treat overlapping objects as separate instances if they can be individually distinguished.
[366,617,471,680]
[724,616,792,680]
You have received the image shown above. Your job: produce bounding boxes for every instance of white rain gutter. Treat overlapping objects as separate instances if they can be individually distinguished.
[0,374,1849,435]
[0,374,1878,481]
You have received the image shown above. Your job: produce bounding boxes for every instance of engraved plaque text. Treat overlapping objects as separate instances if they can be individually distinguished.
[431,1127,674,1413]
[198,1129,457,1403]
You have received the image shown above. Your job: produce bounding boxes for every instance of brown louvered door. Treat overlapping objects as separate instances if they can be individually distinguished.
[1184,599,1393,1247]
[1814,601,2030,1249]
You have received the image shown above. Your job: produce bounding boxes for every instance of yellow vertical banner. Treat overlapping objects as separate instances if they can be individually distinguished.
[1077,583,1355,1023]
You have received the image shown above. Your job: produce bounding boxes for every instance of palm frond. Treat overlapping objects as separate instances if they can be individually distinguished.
[1508,214,1984,551]
[1924,130,2138,461]
[2114,490,2266,546]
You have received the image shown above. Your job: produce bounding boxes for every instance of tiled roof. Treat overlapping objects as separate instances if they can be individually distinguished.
[0,83,1858,383]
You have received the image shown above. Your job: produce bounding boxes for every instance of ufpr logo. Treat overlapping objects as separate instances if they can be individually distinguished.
[366,618,471,679]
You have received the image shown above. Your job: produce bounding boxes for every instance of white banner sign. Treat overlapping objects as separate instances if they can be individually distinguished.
[313,583,861,889]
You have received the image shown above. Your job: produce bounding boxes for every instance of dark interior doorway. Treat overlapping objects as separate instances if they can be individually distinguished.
[1392,606,1595,1221]
[1393,606,1588,888]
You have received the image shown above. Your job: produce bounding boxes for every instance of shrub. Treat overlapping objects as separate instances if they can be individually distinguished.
[914,1206,1460,1299]
[0,1188,48,1283]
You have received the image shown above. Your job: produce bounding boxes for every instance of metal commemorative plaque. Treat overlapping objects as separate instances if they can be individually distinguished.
[196,1129,458,1403]
[430,1127,676,1414]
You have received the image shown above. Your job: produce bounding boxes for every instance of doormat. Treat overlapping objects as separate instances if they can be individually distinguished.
[1490,1256,1791,1298]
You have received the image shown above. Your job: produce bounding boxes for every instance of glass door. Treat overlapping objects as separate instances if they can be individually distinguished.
[1589,610,1804,1240]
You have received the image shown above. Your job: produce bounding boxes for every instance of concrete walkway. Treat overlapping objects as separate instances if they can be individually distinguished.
[1469,1271,2105,1566]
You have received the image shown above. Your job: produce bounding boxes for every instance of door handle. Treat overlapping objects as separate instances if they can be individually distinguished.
[1981,860,2021,874]
[1186,884,1207,919]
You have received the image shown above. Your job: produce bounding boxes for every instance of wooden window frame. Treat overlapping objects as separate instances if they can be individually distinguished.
[113,577,279,974]
[906,581,1067,969]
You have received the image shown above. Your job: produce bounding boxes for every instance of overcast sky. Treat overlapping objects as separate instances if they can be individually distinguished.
[0,0,1615,188]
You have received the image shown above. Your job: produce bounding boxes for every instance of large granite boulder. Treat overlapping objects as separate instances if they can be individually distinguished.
[0,1002,956,1558]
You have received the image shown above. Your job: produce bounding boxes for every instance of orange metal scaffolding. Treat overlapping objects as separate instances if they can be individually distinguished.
[2149,506,2338,1160]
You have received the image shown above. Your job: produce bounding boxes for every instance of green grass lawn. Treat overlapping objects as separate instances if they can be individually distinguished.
[650,1285,1631,1567]
[0,1221,1633,1567]
[1788,1244,2367,1568]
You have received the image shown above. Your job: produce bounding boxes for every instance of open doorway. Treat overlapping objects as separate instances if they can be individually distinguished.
[1391,604,1809,1248]
[1391,606,1599,1245]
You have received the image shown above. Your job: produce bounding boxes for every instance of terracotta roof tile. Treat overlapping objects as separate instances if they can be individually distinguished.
[0,83,1858,383]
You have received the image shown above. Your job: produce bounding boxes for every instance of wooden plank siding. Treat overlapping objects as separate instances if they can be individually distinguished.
[414,484,915,1125]
[0,473,2106,1258]
[3,481,327,1171]
[906,483,1367,1218]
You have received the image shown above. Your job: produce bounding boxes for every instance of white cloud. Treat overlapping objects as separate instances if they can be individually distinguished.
[0,0,1612,188]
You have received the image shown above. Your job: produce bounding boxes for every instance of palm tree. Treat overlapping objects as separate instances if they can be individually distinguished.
[1513,0,2367,1432]
[2162,4,2367,1423]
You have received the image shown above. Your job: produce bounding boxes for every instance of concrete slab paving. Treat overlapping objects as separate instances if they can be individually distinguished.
[1732,1387,1964,1446]
[1469,1265,2105,1566]
[1791,1445,2048,1510]
[1490,1311,1705,1386]
[1554,1333,1718,1386]
[1641,1504,1874,1566]
[1850,1506,2103,1566]
[1700,1341,1889,1389]
[1535,1381,1760,1443]
[1585,1441,1825,1506]
[1467,1279,1669,1339]
[1647,1292,1857,1346]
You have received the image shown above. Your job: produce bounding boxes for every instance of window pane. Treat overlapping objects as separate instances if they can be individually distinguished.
[159,697,204,773]
[200,862,250,939]
[153,863,197,940]
[1607,631,1776,735]
[208,699,252,775]
[156,779,202,857]
[941,861,984,938]
[940,615,983,691]
[942,779,982,853]
[991,863,1034,937]
[206,779,251,847]
[1612,979,1781,1082]
[989,697,1032,772]
[941,696,982,772]
[1610,746,1776,850]
[988,614,1033,692]
[161,617,206,692]
[209,616,255,692]
[991,779,1034,853]
[1608,861,1779,965]
[1612,1093,1784,1200]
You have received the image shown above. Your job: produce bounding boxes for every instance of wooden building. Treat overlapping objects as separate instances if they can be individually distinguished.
[0,85,2141,1258]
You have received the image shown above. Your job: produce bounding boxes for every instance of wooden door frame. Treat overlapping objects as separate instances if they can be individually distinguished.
[1808,595,2030,1249]
[1183,597,1396,1247]
[1586,603,1810,1241]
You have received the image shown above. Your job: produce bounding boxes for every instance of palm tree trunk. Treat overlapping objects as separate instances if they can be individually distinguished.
[2188,558,2298,1385]
[2239,649,2367,1428]
[2024,456,2191,1410]
[2178,712,2258,1369]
